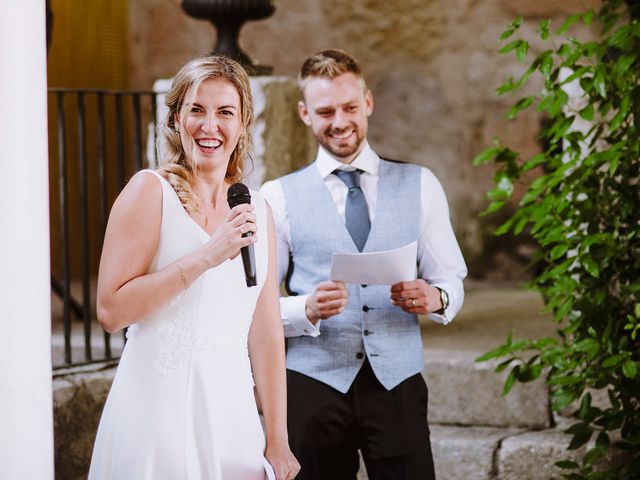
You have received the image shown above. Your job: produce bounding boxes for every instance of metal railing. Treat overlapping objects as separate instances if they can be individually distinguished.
[49,88,159,369]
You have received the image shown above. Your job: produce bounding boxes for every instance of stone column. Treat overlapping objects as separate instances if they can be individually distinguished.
[0,2,54,479]
[147,76,316,188]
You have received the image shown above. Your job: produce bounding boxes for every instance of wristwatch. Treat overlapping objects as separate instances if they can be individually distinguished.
[435,287,449,314]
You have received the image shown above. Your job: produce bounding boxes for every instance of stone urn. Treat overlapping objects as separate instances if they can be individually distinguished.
[181,0,275,75]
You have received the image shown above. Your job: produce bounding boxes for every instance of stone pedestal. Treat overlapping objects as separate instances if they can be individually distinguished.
[148,75,316,188]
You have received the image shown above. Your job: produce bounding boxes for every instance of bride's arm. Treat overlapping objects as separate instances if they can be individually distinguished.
[249,202,300,480]
[96,171,256,333]
[97,171,194,333]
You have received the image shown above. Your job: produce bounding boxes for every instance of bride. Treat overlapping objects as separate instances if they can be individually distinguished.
[88,55,299,480]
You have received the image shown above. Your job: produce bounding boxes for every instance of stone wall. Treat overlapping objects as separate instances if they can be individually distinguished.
[53,364,116,480]
[128,0,599,279]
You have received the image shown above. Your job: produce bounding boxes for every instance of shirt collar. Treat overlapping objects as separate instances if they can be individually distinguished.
[316,142,380,179]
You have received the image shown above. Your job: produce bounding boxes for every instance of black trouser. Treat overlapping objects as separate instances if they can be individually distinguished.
[287,361,436,480]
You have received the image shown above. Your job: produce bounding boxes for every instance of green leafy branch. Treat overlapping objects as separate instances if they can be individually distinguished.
[474,1,640,478]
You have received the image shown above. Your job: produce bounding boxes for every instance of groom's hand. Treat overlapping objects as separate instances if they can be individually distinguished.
[305,280,348,324]
[390,279,441,314]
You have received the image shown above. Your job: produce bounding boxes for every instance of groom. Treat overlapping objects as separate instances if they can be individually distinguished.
[261,49,467,479]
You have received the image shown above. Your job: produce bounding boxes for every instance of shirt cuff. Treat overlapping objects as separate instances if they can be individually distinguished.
[425,280,464,325]
[427,311,451,325]
[281,294,322,338]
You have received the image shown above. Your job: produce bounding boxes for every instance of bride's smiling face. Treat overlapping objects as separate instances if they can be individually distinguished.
[176,78,243,173]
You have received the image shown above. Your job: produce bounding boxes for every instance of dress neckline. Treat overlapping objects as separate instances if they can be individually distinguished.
[148,170,213,240]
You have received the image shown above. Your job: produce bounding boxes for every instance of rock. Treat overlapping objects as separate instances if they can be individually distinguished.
[497,429,589,480]
[53,365,116,480]
[431,425,522,480]
[425,351,551,429]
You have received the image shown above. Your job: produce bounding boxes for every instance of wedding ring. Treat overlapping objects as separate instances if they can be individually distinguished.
[411,299,416,307]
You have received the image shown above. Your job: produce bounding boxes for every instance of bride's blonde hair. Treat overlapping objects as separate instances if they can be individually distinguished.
[159,55,254,214]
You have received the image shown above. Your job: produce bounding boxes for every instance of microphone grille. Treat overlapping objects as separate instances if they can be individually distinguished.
[227,183,251,208]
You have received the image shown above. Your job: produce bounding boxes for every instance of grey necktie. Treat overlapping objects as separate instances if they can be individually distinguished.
[334,169,371,251]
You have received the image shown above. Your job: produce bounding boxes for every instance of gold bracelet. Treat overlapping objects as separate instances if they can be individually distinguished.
[176,262,189,290]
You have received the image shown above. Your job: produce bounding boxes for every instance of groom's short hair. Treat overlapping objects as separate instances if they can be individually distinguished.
[298,49,366,94]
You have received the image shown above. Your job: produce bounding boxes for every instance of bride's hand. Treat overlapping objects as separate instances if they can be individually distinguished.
[265,441,300,480]
[200,204,257,269]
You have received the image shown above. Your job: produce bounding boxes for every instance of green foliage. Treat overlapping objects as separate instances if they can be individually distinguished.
[474,1,640,478]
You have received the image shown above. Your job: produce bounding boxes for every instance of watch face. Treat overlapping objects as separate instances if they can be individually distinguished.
[440,289,449,310]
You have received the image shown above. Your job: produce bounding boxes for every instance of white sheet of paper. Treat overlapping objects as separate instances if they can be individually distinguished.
[330,241,418,285]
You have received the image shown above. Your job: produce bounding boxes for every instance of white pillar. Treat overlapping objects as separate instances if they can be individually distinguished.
[0,2,54,479]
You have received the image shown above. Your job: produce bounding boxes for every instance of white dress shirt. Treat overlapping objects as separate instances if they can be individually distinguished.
[260,142,468,337]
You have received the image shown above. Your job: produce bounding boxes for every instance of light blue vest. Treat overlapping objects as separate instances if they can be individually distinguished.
[281,159,424,393]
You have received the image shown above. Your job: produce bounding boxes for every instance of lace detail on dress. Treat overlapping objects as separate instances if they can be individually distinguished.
[153,297,249,379]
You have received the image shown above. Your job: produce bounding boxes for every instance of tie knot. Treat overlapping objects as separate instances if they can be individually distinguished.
[334,169,362,189]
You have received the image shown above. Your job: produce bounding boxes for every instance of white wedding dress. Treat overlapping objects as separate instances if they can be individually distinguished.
[89,170,272,479]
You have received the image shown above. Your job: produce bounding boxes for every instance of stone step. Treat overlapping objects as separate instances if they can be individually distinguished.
[356,424,587,480]
[432,425,522,480]
[424,350,552,429]
[432,424,589,480]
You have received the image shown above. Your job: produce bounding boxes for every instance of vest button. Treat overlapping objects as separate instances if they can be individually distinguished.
[363,330,370,336]
[355,352,364,359]
[362,305,370,312]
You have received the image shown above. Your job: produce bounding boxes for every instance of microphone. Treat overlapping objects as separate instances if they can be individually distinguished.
[227,183,257,287]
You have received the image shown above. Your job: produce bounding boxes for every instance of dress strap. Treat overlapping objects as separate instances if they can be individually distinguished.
[137,168,166,184]
[136,169,175,195]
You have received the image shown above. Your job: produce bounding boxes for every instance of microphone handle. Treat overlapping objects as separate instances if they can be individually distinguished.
[241,231,257,287]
